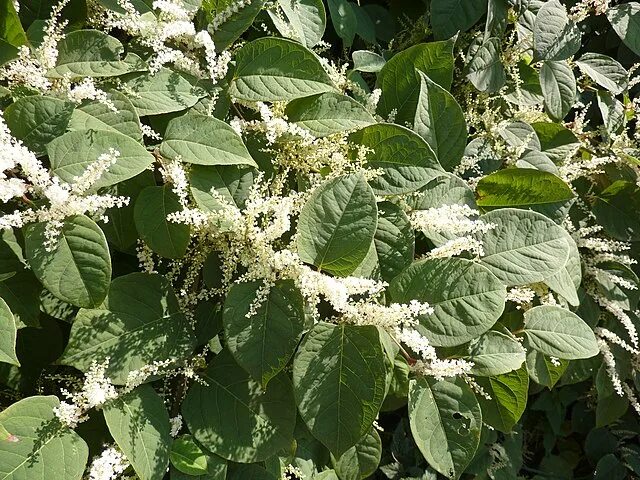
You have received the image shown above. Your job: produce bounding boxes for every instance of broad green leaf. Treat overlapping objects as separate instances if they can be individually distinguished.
[4,95,75,156]
[333,428,382,480]
[0,270,42,328]
[531,121,580,163]
[575,53,628,95]
[516,149,559,175]
[47,129,154,189]
[170,435,210,476]
[499,121,541,151]
[540,60,576,121]
[0,298,18,366]
[284,92,375,137]
[525,348,568,388]
[60,273,195,384]
[607,3,640,57]
[101,170,155,252]
[269,0,326,48]
[293,323,386,457]
[414,71,467,171]
[381,353,410,412]
[189,164,255,213]
[533,0,580,61]
[465,331,526,376]
[68,89,143,142]
[228,464,276,480]
[0,229,23,283]
[230,37,335,101]
[121,68,208,116]
[504,61,544,106]
[25,215,111,309]
[327,0,357,46]
[430,0,488,40]
[475,366,528,433]
[171,452,227,480]
[349,123,443,195]
[0,0,27,48]
[466,37,506,93]
[134,185,191,259]
[0,396,88,480]
[297,173,377,276]
[47,29,146,78]
[182,349,296,462]
[409,377,482,479]
[476,168,574,218]
[377,40,455,124]
[352,50,385,72]
[374,201,414,283]
[523,305,599,360]
[212,0,266,51]
[104,385,171,480]
[389,258,506,347]
[597,90,626,135]
[592,180,640,241]
[407,173,476,211]
[160,113,256,167]
[545,230,581,306]
[478,208,570,286]
[224,280,305,387]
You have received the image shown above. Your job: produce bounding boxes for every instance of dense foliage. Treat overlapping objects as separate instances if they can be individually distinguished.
[1,0,640,478]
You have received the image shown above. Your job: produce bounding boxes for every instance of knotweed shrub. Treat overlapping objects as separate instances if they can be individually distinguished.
[0,0,640,478]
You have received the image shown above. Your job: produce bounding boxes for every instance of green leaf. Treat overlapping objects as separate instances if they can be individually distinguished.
[374,201,414,283]
[68,89,143,142]
[349,123,443,195]
[170,435,210,476]
[0,396,88,480]
[478,208,570,286]
[134,185,191,259]
[0,270,42,328]
[377,40,455,124]
[575,53,628,95]
[293,323,386,457]
[224,279,305,387]
[531,121,580,163]
[333,428,382,480]
[0,298,18,366]
[607,3,640,57]
[47,129,154,189]
[475,366,528,433]
[540,60,576,121]
[189,164,255,214]
[409,377,482,479]
[212,0,266,51]
[465,37,506,93]
[297,173,377,276]
[352,50,385,72]
[430,0,487,40]
[284,92,375,137]
[182,349,296,463]
[230,37,335,102]
[0,0,27,48]
[545,230,581,306]
[46,29,145,78]
[388,258,506,347]
[466,331,526,376]
[25,215,111,309]
[592,180,640,241]
[597,90,626,135]
[269,0,326,48]
[104,385,171,480]
[407,173,475,211]
[523,305,599,360]
[327,0,357,46]
[533,0,581,61]
[171,452,227,480]
[60,272,195,384]
[4,95,75,156]
[476,168,574,218]
[414,71,467,171]
[160,113,257,167]
[525,349,568,388]
[120,68,209,116]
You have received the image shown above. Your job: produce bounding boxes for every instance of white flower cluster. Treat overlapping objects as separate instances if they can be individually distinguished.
[169,414,183,437]
[0,119,129,250]
[54,359,118,428]
[67,77,116,111]
[398,328,474,380]
[506,286,536,310]
[88,446,129,480]
[410,204,496,258]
